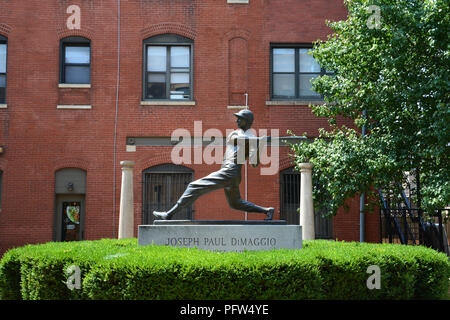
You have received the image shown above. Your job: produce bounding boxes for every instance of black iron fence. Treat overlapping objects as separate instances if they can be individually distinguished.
[380,208,449,255]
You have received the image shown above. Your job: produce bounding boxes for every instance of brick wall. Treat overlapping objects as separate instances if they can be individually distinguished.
[0,0,378,255]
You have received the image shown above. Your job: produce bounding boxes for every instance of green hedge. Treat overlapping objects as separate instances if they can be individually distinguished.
[0,239,448,300]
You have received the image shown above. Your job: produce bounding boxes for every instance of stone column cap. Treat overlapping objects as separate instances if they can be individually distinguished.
[120,160,135,168]
[298,162,314,170]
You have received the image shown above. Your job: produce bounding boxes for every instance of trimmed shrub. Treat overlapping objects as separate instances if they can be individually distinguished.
[83,247,325,300]
[0,239,448,300]
[0,248,22,300]
[0,239,136,300]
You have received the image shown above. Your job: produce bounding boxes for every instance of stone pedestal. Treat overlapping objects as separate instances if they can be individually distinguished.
[118,161,135,239]
[299,162,315,240]
[153,220,287,225]
[138,221,302,252]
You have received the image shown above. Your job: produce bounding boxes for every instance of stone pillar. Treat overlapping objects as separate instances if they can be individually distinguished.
[299,163,315,240]
[118,161,135,239]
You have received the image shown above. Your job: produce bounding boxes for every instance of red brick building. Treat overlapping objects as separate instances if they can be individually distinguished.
[0,0,380,254]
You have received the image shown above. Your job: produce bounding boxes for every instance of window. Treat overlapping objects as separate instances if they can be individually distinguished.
[271,45,331,100]
[0,35,7,104]
[60,37,91,84]
[143,34,193,101]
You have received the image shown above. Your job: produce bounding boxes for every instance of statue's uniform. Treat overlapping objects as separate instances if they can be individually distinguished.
[172,128,267,213]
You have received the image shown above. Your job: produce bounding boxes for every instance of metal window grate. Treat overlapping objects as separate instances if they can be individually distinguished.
[143,165,193,224]
[280,169,300,224]
[280,167,332,238]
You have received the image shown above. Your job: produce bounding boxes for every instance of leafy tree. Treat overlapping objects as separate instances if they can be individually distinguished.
[288,0,449,216]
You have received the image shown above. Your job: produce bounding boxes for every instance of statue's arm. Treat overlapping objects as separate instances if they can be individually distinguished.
[250,136,271,167]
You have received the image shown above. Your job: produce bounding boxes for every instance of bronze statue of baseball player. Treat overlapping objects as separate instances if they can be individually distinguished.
[153,109,274,221]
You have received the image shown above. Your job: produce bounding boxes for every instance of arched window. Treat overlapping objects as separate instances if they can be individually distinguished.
[0,35,7,104]
[60,36,91,84]
[143,34,193,101]
[142,164,193,224]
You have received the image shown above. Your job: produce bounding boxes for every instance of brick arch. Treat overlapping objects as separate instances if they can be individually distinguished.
[140,23,197,40]
[279,156,297,171]
[135,153,195,185]
[224,28,251,42]
[223,28,251,107]
[53,158,90,172]
[222,28,251,64]
[0,158,7,172]
[56,27,95,41]
[0,23,12,37]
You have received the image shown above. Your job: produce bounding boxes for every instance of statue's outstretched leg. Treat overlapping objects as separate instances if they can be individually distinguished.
[224,185,274,220]
[153,204,181,220]
[153,165,274,221]
[153,169,231,220]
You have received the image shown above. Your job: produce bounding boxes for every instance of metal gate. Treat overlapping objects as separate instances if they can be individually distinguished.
[280,167,332,239]
[143,164,194,224]
[378,173,450,255]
